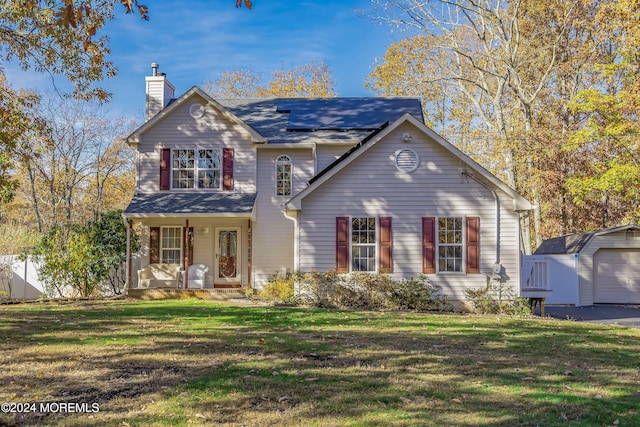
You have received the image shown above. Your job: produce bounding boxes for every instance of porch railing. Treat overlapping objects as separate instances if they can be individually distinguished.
[521,255,550,291]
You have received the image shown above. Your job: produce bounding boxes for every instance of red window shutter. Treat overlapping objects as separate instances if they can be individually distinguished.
[149,227,160,264]
[422,217,436,274]
[336,217,350,273]
[466,217,480,274]
[160,148,171,190]
[223,148,234,191]
[183,227,194,266]
[379,217,392,273]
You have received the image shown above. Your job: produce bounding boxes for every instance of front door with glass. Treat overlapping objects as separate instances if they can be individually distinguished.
[215,228,241,285]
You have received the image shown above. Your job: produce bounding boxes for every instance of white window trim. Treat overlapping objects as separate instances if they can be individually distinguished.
[275,154,293,197]
[171,148,222,190]
[160,226,183,264]
[436,216,466,274]
[350,216,378,273]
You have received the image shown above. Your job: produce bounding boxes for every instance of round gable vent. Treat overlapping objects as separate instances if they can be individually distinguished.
[394,148,419,173]
[189,103,205,119]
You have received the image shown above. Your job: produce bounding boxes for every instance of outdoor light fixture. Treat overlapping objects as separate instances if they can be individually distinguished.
[626,227,635,240]
[402,132,412,142]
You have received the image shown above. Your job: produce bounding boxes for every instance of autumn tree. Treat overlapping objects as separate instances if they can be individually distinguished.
[370,0,578,250]
[0,77,41,204]
[368,0,640,249]
[6,94,136,231]
[203,62,338,99]
[203,69,263,99]
[365,34,493,162]
[0,1,141,204]
[562,0,640,227]
[0,1,251,203]
[259,62,337,98]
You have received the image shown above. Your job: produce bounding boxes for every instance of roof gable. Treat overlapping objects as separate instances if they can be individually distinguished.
[285,113,532,211]
[125,86,266,145]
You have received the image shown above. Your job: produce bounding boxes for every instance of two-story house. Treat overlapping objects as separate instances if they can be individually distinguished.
[123,64,532,303]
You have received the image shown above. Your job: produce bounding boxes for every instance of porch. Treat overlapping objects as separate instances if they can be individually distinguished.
[123,192,257,291]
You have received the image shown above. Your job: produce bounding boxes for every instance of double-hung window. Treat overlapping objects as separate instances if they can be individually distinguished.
[172,149,221,189]
[437,217,463,272]
[161,227,182,264]
[351,217,376,272]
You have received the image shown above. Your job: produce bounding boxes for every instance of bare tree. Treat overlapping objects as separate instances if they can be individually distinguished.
[370,0,579,251]
[11,94,137,230]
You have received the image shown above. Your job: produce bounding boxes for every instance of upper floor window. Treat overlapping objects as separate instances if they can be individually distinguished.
[172,149,221,189]
[276,155,292,196]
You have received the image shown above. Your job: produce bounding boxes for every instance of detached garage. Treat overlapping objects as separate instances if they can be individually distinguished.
[535,225,640,306]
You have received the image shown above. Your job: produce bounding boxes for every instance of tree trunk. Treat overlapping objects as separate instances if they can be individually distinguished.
[26,162,44,233]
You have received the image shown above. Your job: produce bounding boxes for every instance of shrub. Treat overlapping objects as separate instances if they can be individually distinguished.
[464,281,530,316]
[293,270,339,306]
[30,210,134,298]
[257,274,295,303]
[293,270,453,312]
[332,272,395,309]
[388,275,452,312]
[239,285,256,298]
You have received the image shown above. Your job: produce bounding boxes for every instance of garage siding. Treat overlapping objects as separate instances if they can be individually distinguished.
[593,249,640,304]
[578,231,640,306]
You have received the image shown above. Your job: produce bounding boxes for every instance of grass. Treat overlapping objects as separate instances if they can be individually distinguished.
[0,299,639,426]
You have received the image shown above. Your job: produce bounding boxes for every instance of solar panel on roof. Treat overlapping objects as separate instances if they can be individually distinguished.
[274,98,423,131]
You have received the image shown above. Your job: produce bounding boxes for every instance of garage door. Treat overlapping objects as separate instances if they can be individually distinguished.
[593,249,640,303]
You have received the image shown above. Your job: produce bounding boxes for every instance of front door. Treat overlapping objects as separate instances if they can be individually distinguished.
[215,228,241,285]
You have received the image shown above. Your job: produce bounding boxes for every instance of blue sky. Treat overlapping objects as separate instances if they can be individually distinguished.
[5,1,403,120]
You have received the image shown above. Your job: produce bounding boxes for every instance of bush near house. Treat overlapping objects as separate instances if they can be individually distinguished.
[258,271,453,312]
[30,210,136,297]
[464,280,530,316]
[256,274,295,303]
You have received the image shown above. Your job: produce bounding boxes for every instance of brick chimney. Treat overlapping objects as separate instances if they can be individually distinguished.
[145,63,175,121]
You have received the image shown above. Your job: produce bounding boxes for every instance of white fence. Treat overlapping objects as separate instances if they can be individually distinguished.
[0,255,46,299]
[521,255,549,291]
[521,254,580,305]
[0,254,138,299]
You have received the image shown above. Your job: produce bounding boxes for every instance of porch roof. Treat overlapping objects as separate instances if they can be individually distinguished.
[123,192,257,218]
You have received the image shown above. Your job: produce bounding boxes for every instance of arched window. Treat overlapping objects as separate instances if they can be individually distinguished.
[276,155,292,196]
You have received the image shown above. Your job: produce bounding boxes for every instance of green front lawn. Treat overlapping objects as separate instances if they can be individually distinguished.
[0,299,638,426]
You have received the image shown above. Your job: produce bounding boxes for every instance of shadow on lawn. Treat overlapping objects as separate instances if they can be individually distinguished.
[0,300,638,426]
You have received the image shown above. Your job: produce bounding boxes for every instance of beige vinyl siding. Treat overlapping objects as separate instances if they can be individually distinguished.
[297,122,522,301]
[137,93,256,193]
[577,230,640,305]
[593,249,640,303]
[135,218,250,288]
[316,144,352,172]
[252,148,314,287]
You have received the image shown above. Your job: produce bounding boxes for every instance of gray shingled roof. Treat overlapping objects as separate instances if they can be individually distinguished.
[534,225,640,254]
[534,231,596,254]
[124,193,256,216]
[219,98,424,144]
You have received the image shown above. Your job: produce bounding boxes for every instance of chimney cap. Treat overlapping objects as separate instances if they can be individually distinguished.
[151,62,159,76]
